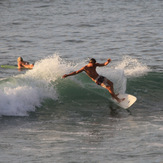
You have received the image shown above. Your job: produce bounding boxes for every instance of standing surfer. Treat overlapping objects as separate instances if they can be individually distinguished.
[62,58,124,103]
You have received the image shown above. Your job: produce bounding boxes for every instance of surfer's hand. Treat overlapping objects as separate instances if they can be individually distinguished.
[62,74,67,78]
[107,59,111,62]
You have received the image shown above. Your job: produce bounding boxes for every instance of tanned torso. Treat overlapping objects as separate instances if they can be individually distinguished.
[83,63,99,81]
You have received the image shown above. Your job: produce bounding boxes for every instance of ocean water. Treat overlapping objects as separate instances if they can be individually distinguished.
[0,0,163,163]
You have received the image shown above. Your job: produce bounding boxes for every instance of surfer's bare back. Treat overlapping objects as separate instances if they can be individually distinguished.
[62,58,124,103]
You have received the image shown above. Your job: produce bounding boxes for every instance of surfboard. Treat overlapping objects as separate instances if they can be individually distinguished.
[1,65,18,69]
[113,94,137,109]
[1,65,29,69]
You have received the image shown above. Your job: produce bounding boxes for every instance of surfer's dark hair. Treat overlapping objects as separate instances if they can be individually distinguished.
[89,58,96,63]
[17,57,23,62]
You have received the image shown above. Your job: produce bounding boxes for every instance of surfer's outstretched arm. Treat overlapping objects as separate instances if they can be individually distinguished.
[96,59,111,67]
[62,67,85,78]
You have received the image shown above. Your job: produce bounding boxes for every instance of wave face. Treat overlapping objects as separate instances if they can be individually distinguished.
[1,54,161,117]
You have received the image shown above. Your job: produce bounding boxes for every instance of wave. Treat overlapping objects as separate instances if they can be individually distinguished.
[0,54,152,116]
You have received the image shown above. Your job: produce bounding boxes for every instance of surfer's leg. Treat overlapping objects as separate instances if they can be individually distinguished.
[106,85,121,103]
[103,79,124,103]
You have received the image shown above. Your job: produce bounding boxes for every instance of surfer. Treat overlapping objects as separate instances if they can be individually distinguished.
[62,58,125,103]
[17,57,34,69]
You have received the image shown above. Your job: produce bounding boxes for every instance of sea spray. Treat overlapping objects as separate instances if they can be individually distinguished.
[24,54,67,82]
[115,56,150,77]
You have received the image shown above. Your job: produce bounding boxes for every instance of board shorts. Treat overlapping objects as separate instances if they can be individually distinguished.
[95,75,109,88]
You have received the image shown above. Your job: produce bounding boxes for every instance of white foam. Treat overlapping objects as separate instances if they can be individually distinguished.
[0,86,41,116]
[24,54,69,82]
[115,56,150,77]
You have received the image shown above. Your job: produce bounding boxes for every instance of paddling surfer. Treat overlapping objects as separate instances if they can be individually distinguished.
[17,57,34,69]
[62,58,125,103]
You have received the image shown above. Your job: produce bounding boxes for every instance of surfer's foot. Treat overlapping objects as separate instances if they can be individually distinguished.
[119,98,125,103]
[116,98,125,103]
[115,94,122,103]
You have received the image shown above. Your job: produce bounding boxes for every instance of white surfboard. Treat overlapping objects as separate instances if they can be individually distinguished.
[113,94,137,109]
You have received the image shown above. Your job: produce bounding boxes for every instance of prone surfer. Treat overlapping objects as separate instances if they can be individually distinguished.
[62,58,125,103]
[17,57,34,69]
